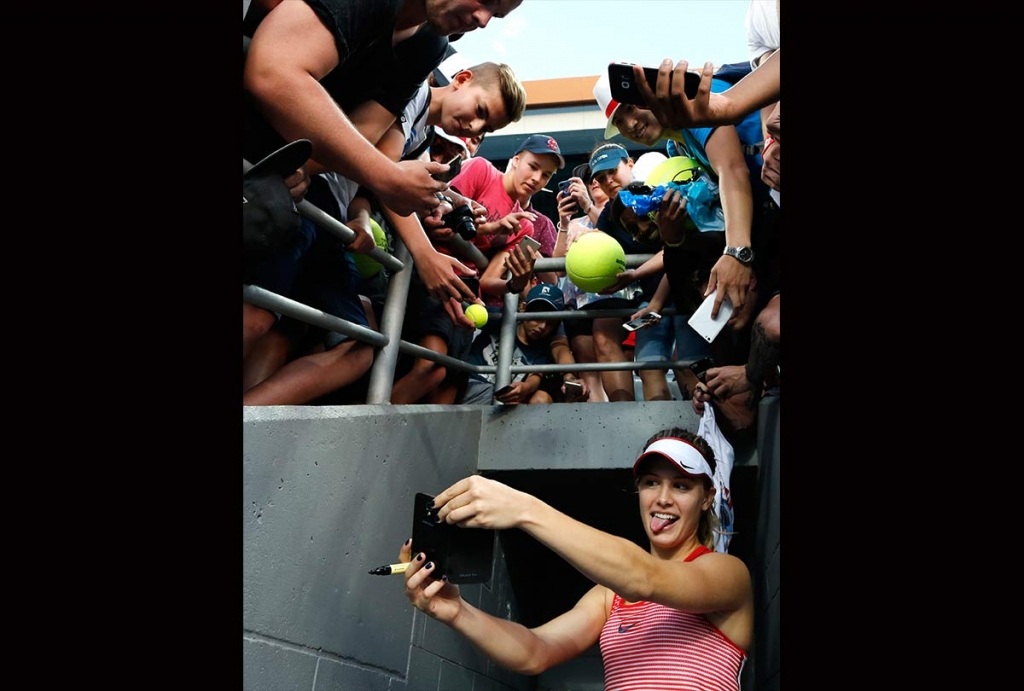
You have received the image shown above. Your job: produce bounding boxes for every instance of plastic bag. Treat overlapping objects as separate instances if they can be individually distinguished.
[616,177,725,232]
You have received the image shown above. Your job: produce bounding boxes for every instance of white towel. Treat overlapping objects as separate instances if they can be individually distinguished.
[697,404,736,553]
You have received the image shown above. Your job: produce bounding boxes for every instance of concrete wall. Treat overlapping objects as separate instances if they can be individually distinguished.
[243,400,780,690]
[751,396,780,691]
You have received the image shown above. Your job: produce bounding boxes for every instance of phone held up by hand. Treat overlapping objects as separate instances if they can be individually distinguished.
[563,380,584,398]
[623,311,661,332]
[687,289,733,343]
[493,383,515,400]
[608,62,700,107]
[517,234,542,255]
[557,179,580,214]
[432,153,463,183]
[459,275,480,296]
[411,493,493,584]
[688,357,715,383]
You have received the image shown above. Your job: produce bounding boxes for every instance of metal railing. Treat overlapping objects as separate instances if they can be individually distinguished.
[244,174,704,404]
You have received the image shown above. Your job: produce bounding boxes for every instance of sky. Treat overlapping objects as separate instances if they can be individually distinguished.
[452,0,753,82]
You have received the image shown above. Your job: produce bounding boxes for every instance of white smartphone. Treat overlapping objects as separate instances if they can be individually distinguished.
[622,311,661,332]
[517,235,542,254]
[687,290,734,343]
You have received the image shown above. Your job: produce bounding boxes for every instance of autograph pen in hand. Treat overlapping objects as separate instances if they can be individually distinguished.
[368,562,409,576]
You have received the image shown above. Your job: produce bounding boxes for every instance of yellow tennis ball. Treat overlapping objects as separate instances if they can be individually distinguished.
[465,303,489,328]
[565,232,626,293]
[351,218,388,279]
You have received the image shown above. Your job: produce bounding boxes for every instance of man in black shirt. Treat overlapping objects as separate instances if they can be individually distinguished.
[243,0,524,305]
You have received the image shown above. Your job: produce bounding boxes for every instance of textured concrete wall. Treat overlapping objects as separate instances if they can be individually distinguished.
[475,399,757,472]
[243,400,778,691]
[243,404,522,691]
[752,396,780,691]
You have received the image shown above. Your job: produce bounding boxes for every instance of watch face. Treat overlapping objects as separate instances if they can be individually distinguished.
[726,246,753,264]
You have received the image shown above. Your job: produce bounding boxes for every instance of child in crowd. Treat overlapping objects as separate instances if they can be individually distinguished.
[458,283,587,405]
[448,134,566,308]
[567,143,671,402]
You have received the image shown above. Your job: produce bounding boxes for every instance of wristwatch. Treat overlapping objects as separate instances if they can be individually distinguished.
[723,246,755,265]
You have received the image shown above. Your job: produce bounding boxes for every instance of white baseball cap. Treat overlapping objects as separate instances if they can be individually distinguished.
[593,72,623,139]
[431,127,470,156]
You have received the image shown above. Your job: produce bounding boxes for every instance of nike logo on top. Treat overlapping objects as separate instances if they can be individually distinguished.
[618,623,636,633]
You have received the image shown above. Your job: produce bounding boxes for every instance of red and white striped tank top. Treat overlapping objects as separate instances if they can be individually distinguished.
[598,546,747,690]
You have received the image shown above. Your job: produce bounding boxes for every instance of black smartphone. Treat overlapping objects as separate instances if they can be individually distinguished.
[494,384,515,397]
[623,312,662,332]
[411,493,494,584]
[459,275,480,296]
[688,357,716,383]
[608,62,700,107]
[432,153,463,183]
[557,179,579,212]
[563,380,584,398]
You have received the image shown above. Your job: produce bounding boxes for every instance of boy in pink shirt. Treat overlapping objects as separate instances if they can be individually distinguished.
[449,134,565,306]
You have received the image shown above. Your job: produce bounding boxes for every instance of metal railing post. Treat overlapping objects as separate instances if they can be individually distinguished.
[494,288,519,397]
[242,285,389,348]
[243,158,403,274]
[366,238,414,404]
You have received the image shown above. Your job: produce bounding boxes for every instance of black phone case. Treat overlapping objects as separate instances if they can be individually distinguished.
[688,357,716,382]
[433,155,463,183]
[460,276,480,296]
[608,63,700,107]
[411,493,494,584]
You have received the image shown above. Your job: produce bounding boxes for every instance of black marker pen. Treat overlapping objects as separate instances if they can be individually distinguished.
[368,562,410,576]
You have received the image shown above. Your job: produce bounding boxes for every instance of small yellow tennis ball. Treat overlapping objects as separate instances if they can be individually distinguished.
[465,303,489,328]
[351,218,389,279]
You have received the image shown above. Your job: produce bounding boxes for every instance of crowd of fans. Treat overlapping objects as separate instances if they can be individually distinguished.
[243,2,780,688]
[242,0,780,438]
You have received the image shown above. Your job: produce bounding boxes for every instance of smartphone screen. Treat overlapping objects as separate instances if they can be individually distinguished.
[623,312,661,332]
[608,62,700,107]
[557,180,579,212]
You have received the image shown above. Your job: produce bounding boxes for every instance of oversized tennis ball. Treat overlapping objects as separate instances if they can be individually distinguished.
[465,303,489,328]
[351,218,388,279]
[645,155,702,186]
[565,232,626,293]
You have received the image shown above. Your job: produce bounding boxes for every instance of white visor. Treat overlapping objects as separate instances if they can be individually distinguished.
[633,438,713,479]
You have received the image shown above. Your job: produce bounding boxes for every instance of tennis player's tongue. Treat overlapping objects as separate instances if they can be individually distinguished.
[650,515,676,533]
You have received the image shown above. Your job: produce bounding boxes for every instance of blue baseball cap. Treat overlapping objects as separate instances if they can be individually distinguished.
[515,134,565,169]
[525,283,565,312]
[589,144,629,175]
